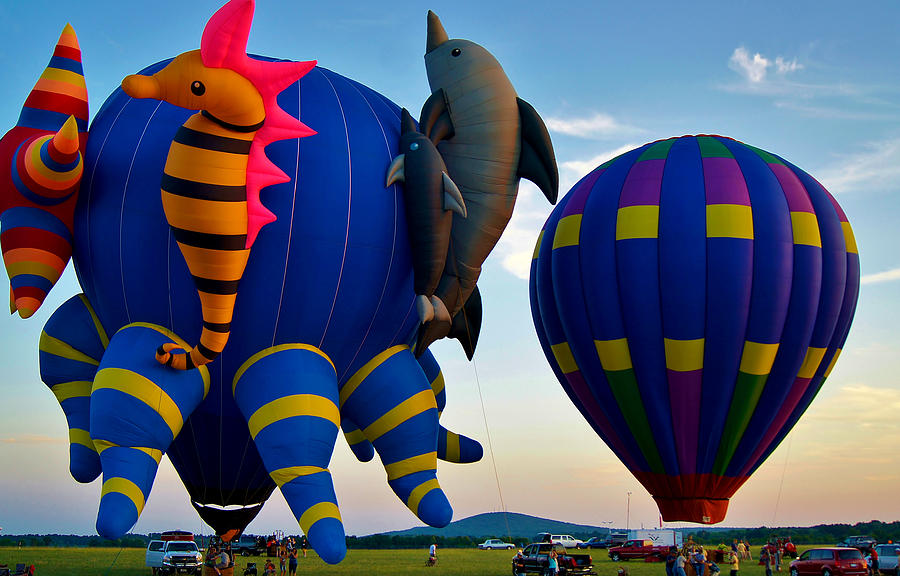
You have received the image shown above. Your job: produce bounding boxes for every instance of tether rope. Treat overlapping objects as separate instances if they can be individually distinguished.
[471,356,513,544]
[457,284,513,544]
[772,434,793,524]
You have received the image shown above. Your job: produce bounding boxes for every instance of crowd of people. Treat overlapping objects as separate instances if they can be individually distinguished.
[264,536,306,576]
[662,538,743,576]
[202,533,309,576]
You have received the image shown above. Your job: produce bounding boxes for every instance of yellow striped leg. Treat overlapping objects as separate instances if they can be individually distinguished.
[418,349,483,463]
[341,348,483,464]
[90,323,209,538]
[340,345,452,527]
[233,344,345,564]
[39,294,107,483]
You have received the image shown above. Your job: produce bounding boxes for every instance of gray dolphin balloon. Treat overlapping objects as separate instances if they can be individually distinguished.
[417,11,559,357]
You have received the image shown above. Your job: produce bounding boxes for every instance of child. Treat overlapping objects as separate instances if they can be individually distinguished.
[264,559,276,576]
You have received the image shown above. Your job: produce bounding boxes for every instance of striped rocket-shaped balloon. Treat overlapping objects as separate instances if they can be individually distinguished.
[0,23,88,318]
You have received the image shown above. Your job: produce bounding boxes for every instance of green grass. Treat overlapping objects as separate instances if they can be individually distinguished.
[0,545,820,576]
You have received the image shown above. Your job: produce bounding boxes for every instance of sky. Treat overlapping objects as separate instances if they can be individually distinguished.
[0,0,899,538]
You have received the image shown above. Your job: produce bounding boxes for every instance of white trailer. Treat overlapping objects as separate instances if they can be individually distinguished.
[627,529,682,547]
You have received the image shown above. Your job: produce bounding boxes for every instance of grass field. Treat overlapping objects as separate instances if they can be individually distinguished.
[0,545,819,576]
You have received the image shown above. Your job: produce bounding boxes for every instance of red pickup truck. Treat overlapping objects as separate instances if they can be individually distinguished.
[608,540,670,561]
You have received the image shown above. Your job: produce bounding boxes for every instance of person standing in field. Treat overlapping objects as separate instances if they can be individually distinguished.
[300,535,308,559]
[288,546,298,576]
[730,551,740,576]
[548,548,559,576]
[692,547,707,576]
[762,546,773,576]
[666,546,678,576]
[675,551,688,576]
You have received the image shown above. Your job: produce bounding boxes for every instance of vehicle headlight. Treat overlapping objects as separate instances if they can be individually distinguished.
[162,557,173,565]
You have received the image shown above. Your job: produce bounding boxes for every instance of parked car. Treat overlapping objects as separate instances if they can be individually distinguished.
[577,537,610,549]
[480,539,516,550]
[552,535,584,549]
[875,544,900,575]
[512,543,595,576]
[790,547,867,576]
[838,537,877,551]
[533,534,583,548]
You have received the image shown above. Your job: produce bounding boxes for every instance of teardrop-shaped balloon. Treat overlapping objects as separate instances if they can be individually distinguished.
[530,135,859,524]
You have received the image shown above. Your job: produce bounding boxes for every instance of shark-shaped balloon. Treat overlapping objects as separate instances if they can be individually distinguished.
[417,11,558,357]
[386,108,465,326]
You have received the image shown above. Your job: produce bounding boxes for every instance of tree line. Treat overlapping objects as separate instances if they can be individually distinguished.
[3,520,900,549]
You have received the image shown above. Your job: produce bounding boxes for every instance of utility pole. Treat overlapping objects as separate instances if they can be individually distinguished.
[626,491,632,531]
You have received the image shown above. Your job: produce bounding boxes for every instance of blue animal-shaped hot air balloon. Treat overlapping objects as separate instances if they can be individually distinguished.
[530,135,859,524]
[0,0,530,564]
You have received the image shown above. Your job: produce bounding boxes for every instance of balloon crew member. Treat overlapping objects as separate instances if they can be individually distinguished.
[692,547,707,576]
[206,545,219,572]
[674,551,688,576]
[666,547,679,576]
[214,546,231,576]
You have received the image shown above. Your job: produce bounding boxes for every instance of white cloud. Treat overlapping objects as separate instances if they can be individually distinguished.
[495,182,550,280]
[726,47,804,90]
[559,145,638,193]
[545,113,644,140]
[861,267,900,285]
[775,56,803,75]
[730,47,770,83]
[817,138,900,194]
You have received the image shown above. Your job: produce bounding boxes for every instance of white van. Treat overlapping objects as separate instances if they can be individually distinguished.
[551,535,584,549]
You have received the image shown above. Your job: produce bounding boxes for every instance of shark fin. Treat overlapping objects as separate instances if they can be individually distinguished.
[420,89,455,145]
[448,285,482,360]
[441,172,466,218]
[516,97,559,204]
[386,154,406,187]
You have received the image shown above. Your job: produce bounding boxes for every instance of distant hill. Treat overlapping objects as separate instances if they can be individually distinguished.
[381,512,611,539]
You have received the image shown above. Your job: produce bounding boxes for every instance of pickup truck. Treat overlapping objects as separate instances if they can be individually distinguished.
[512,543,596,576]
[146,540,203,575]
[231,535,265,556]
[607,540,670,561]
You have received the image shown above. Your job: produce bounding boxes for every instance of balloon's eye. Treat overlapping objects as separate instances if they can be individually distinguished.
[191,81,206,96]
[410,142,420,151]
[451,48,462,57]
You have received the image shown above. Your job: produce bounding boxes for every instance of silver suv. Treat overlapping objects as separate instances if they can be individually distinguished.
[875,544,900,575]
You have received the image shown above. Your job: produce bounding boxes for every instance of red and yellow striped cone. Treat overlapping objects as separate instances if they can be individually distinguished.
[0,23,88,318]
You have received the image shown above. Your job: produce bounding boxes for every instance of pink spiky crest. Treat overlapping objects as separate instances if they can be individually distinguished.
[200,0,316,248]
